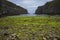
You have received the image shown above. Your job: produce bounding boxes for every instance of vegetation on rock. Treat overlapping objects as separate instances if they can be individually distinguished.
[35,0,60,15]
[0,0,28,17]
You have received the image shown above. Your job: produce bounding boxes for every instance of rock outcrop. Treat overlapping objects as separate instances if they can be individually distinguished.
[0,0,28,17]
[35,0,60,15]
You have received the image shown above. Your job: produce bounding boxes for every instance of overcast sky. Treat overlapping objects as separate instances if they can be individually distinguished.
[8,0,52,13]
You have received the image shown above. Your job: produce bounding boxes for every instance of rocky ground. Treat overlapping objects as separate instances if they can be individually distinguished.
[0,16,60,40]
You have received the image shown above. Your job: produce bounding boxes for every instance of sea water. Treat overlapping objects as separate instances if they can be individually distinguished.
[19,13,50,16]
[20,13,37,16]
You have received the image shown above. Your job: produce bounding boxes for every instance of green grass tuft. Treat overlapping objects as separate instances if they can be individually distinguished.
[0,16,60,40]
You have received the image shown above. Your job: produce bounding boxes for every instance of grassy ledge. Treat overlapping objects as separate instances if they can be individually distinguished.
[0,16,60,40]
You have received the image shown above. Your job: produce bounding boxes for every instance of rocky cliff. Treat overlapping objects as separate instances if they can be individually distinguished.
[35,0,60,15]
[0,0,28,17]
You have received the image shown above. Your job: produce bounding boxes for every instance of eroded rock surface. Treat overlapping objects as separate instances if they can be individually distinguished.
[35,0,60,15]
[0,0,28,17]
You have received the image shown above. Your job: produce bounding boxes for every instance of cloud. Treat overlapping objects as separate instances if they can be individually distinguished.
[8,0,53,13]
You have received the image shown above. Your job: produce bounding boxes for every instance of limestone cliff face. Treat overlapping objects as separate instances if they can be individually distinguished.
[0,0,28,17]
[35,0,60,15]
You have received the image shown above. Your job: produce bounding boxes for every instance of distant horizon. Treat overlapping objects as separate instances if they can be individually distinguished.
[8,0,52,14]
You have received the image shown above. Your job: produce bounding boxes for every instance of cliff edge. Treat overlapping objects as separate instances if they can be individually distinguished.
[35,0,60,15]
[0,0,28,17]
